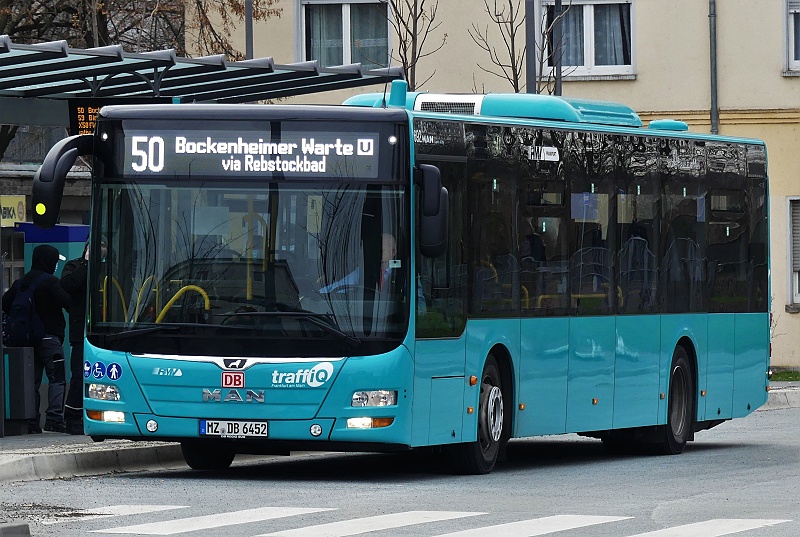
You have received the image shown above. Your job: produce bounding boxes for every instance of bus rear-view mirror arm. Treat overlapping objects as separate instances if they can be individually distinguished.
[415,164,449,258]
[33,134,94,228]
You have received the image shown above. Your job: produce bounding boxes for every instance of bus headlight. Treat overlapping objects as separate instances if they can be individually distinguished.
[346,417,394,429]
[86,410,126,423]
[351,390,397,407]
[87,383,121,401]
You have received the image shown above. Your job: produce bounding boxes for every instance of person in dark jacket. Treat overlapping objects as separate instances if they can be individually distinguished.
[60,241,90,435]
[2,244,71,434]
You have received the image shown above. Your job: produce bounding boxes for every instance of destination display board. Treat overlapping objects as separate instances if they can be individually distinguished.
[122,130,381,179]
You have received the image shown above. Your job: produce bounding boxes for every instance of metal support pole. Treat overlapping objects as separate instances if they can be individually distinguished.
[525,0,537,93]
[1,225,5,438]
[245,0,254,60]
[709,0,719,134]
[554,0,562,96]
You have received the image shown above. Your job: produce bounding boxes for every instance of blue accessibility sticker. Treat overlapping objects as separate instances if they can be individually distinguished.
[106,362,123,381]
[83,360,92,378]
[92,361,107,380]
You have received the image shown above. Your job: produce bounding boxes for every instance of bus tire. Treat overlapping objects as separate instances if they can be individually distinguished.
[657,346,694,455]
[449,354,505,474]
[181,440,235,470]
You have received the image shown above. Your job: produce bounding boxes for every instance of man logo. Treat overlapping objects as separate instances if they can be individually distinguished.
[224,358,247,369]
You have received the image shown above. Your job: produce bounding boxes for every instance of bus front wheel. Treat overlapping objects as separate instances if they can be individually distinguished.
[657,346,694,455]
[181,440,236,470]
[449,354,505,474]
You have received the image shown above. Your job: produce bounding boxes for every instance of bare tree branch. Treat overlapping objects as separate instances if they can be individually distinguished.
[534,0,575,94]
[468,0,525,92]
[386,0,446,90]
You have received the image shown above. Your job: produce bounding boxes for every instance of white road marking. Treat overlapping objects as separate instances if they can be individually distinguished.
[624,518,791,537]
[433,514,633,536]
[258,510,485,537]
[91,506,335,535]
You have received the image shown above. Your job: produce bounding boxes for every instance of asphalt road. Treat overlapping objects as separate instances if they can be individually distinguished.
[1,406,797,537]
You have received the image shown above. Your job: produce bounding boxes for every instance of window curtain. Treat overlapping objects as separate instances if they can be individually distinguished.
[306,4,343,67]
[549,5,584,67]
[793,1,800,60]
[351,3,388,69]
[594,4,631,66]
[794,13,800,61]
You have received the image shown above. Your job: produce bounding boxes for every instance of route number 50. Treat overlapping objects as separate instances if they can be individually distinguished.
[131,136,165,172]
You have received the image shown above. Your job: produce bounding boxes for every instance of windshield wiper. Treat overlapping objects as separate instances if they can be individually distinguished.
[94,325,181,343]
[230,310,362,349]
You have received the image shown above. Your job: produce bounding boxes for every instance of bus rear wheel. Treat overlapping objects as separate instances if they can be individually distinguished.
[657,346,694,455]
[181,440,235,470]
[449,354,505,475]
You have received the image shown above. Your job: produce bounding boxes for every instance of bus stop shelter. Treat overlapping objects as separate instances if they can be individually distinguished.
[0,35,403,129]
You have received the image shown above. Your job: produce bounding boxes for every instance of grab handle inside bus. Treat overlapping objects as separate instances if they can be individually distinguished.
[32,134,93,228]
[416,164,448,258]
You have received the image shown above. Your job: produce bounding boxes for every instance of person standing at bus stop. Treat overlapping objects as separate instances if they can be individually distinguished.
[2,244,71,434]
[60,240,94,435]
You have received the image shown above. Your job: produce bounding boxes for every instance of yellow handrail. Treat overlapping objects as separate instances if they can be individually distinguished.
[102,276,128,321]
[133,275,158,321]
[155,284,210,323]
[243,207,269,300]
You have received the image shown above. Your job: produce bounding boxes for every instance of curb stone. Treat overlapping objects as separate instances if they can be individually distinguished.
[0,443,184,483]
[762,386,800,411]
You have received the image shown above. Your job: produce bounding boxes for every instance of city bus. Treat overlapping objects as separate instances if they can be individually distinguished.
[32,80,770,474]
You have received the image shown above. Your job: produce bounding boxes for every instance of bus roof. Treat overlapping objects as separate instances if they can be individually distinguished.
[343,81,765,146]
[97,103,408,124]
[344,90,645,127]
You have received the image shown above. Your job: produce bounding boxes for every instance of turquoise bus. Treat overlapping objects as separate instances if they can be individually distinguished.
[33,80,770,474]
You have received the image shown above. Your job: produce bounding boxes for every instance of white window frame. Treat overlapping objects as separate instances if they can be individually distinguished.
[539,0,635,79]
[789,198,800,304]
[788,1,800,71]
[297,0,391,68]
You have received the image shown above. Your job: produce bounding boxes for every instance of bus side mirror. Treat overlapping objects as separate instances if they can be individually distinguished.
[32,134,93,228]
[416,164,448,258]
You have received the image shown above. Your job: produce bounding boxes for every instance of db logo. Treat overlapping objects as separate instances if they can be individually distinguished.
[222,371,245,388]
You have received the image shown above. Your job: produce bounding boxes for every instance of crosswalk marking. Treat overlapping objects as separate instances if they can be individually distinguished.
[91,507,335,535]
[624,518,791,537]
[42,505,187,525]
[73,506,793,537]
[433,515,633,536]
[257,510,485,537]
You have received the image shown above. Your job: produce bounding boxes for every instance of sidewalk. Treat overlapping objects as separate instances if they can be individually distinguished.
[0,382,797,485]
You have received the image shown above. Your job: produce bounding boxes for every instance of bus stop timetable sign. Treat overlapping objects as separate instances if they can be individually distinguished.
[68,98,173,136]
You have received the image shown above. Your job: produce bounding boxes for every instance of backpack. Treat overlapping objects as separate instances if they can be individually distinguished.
[4,273,49,347]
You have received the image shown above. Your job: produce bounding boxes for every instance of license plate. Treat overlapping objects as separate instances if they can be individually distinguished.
[199,420,268,438]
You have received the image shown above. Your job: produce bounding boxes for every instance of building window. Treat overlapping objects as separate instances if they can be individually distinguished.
[302,1,389,70]
[544,0,633,77]
[791,199,800,305]
[789,1,800,71]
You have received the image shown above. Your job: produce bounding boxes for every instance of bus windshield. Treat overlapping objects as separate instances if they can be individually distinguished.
[87,180,410,358]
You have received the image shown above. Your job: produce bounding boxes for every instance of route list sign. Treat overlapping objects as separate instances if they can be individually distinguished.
[68,98,172,135]
[124,130,380,178]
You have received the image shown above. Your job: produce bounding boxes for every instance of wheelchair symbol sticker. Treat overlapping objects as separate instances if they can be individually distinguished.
[92,362,107,379]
